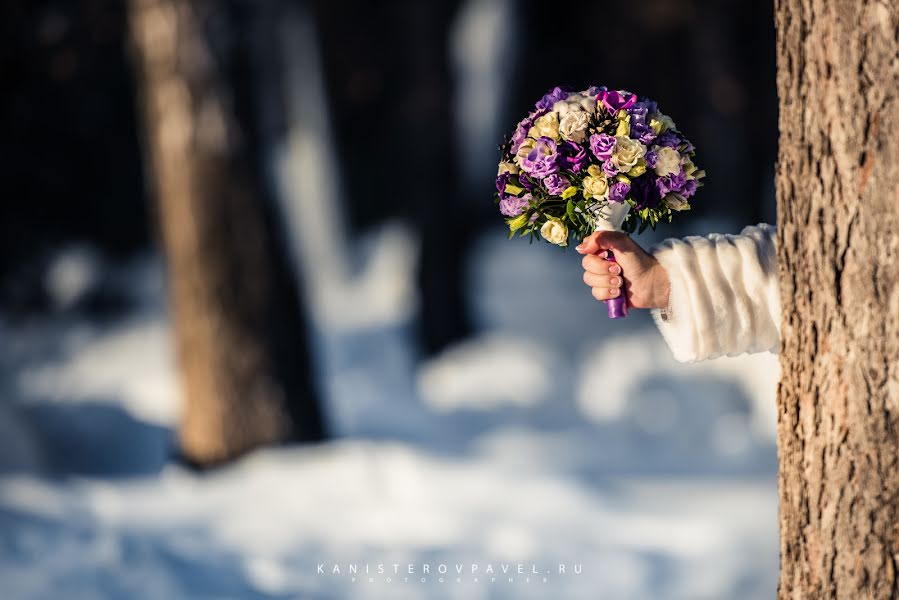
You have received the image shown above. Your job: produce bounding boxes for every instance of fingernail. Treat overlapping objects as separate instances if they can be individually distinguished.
[599,251,608,258]
[575,243,585,251]
[609,265,621,274]
[610,277,621,286]
[610,288,619,296]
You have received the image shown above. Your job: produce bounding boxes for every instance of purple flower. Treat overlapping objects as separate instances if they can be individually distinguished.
[499,193,531,217]
[655,131,682,148]
[631,175,662,209]
[542,174,571,196]
[630,122,657,145]
[627,103,648,126]
[608,181,631,203]
[520,137,560,179]
[656,169,688,197]
[590,133,616,161]
[598,89,637,114]
[496,172,512,197]
[645,150,659,169]
[559,141,588,173]
[602,159,619,178]
[519,174,537,191]
[681,178,699,199]
[511,117,534,154]
[627,100,657,123]
[536,86,572,111]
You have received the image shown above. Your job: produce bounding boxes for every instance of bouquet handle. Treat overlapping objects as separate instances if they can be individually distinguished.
[594,202,631,320]
[604,251,628,319]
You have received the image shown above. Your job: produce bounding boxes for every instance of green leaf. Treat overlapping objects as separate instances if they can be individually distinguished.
[566,199,576,223]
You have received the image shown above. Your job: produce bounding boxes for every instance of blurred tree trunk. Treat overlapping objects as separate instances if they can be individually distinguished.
[774,0,898,598]
[128,0,325,466]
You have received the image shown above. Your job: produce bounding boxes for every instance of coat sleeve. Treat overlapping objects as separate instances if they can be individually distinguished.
[649,223,780,363]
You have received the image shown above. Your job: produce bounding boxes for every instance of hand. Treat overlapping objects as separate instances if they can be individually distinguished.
[576,231,670,310]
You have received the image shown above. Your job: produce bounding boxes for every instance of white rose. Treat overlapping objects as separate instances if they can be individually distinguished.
[663,193,690,211]
[540,219,568,246]
[611,136,646,173]
[528,112,560,140]
[498,161,520,175]
[581,164,610,200]
[559,111,590,143]
[553,93,597,116]
[653,146,682,177]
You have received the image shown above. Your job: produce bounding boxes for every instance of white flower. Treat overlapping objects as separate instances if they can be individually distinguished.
[611,136,646,173]
[552,93,597,116]
[653,146,682,177]
[581,164,610,200]
[528,112,560,140]
[559,111,590,143]
[663,193,690,211]
[540,219,568,246]
[498,161,520,175]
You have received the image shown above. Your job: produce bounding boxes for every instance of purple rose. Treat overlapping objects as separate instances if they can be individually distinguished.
[656,168,688,197]
[559,141,588,173]
[631,175,662,209]
[655,131,682,148]
[602,159,619,177]
[630,122,657,145]
[499,193,531,217]
[520,137,560,179]
[542,174,571,196]
[590,133,616,160]
[608,181,631,203]
[511,117,534,154]
[536,86,572,111]
[627,103,649,126]
[628,100,657,123]
[598,89,637,114]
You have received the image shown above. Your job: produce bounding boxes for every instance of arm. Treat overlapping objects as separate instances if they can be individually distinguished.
[650,223,779,362]
[577,224,780,363]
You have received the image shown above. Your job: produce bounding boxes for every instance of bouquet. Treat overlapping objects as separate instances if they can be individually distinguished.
[495,85,705,318]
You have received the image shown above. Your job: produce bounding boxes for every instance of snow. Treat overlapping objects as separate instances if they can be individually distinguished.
[0,225,780,599]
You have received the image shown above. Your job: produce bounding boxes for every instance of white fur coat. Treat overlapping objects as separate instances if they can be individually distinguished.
[649,223,779,363]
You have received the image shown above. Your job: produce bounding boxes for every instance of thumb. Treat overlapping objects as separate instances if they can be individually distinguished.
[575,230,635,255]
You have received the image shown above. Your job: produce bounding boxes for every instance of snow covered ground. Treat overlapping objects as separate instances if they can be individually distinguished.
[0,229,780,599]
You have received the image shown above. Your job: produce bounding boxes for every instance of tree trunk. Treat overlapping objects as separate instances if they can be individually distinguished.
[128,0,325,465]
[774,1,898,598]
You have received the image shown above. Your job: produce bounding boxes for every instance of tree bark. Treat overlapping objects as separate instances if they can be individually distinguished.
[128,0,325,465]
[775,0,899,598]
